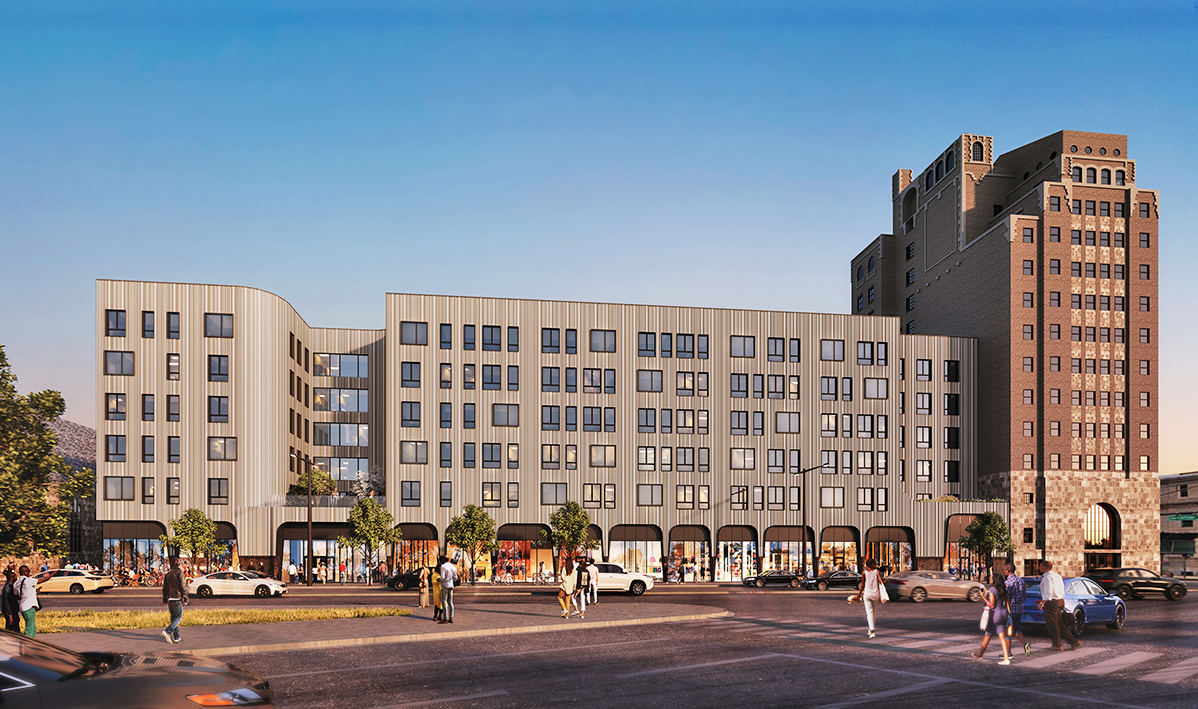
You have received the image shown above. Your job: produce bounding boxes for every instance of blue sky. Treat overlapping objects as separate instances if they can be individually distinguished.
[2,1,1195,472]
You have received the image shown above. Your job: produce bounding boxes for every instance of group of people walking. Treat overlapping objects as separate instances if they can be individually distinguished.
[416,556,458,624]
[1,565,38,637]
[556,558,599,619]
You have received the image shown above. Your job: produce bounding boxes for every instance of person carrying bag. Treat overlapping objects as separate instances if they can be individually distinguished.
[557,561,576,618]
[15,565,39,638]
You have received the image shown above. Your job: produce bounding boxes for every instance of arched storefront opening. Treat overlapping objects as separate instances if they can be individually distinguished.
[667,525,711,583]
[764,526,814,578]
[277,522,360,584]
[819,526,860,574]
[215,522,237,570]
[1084,503,1122,570]
[944,514,983,580]
[102,521,168,574]
[585,524,603,560]
[865,527,914,574]
[393,523,439,576]
[609,525,663,577]
[716,525,758,582]
[491,523,551,583]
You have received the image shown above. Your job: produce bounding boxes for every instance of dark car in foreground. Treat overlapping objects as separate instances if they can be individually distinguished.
[743,570,804,588]
[805,570,862,591]
[0,630,275,708]
[1084,567,1187,601]
[1021,576,1126,636]
[387,571,424,591]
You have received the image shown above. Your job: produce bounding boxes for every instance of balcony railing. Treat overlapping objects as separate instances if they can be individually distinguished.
[264,495,384,508]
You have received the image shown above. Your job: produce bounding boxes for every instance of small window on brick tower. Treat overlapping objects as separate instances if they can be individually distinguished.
[1022,492,1034,504]
[1023,528,1034,544]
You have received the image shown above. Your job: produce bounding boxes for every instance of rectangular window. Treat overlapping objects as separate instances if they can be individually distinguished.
[768,337,785,362]
[141,311,154,338]
[565,328,577,354]
[730,336,755,358]
[463,324,476,350]
[482,481,501,507]
[676,484,695,510]
[542,405,560,431]
[583,483,603,509]
[507,365,520,391]
[164,394,179,422]
[482,325,501,351]
[590,329,616,352]
[637,445,657,471]
[166,436,180,463]
[856,487,874,511]
[401,401,421,428]
[105,309,126,337]
[589,445,617,468]
[820,376,837,401]
[542,443,561,469]
[1023,324,1035,340]
[208,478,229,505]
[541,482,568,506]
[481,364,500,390]
[462,442,476,468]
[440,442,452,468]
[583,406,603,432]
[439,323,452,350]
[439,480,452,507]
[730,486,748,510]
[864,378,888,399]
[766,374,784,400]
[104,350,136,376]
[207,395,229,423]
[776,412,800,434]
[401,361,421,388]
[820,487,845,509]
[820,339,845,361]
[730,447,755,470]
[206,354,230,382]
[638,332,656,357]
[507,326,519,352]
[167,312,180,339]
[754,374,765,399]
[204,313,235,338]
[633,369,662,392]
[105,392,127,420]
[105,434,126,462]
[542,327,560,353]
[565,367,577,393]
[400,440,428,464]
[493,403,519,427]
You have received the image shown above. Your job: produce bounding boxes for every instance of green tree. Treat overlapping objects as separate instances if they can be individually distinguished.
[445,504,497,585]
[0,344,93,559]
[959,511,1015,578]
[160,508,226,573]
[287,465,337,498]
[540,501,599,580]
[336,497,401,584]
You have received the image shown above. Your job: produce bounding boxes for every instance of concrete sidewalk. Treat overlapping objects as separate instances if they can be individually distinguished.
[48,601,728,658]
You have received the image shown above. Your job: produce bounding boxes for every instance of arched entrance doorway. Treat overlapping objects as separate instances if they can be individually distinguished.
[667,525,711,583]
[1084,503,1122,569]
[494,523,551,583]
[215,522,237,570]
[102,521,168,574]
[944,514,982,580]
[764,526,814,578]
[865,527,914,574]
[819,526,860,574]
[393,523,439,577]
[609,525,663,576]
[277,522,354,584]
[716,526,758,582]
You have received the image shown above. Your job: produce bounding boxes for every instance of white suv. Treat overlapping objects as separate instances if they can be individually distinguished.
[594,562,655,596]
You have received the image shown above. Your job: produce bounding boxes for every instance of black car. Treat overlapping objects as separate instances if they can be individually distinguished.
[386,571,424,591]
[742,570,803,588]
[1084,567,1188,601]
[806,570,862,591]
[0,630,275,708]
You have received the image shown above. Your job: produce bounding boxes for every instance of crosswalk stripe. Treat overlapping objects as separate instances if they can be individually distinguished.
[1019,646,1107,668]
[1073,651,1161,676]
[1140,656,1198,684]
[789,631,837,638]
[755,628,803,636]
[897,639,958,649]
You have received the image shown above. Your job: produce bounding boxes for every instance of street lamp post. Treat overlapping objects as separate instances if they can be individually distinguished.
[306,455,314,587]
[793,464,825,583]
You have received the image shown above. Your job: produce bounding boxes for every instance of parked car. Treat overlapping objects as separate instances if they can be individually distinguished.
[1021,576,1126,635]
[188,571,287,598]
[743,570,804,588]
[34,569,116,595]
[593,562,655,595]
[0,629,275,708]
[1084,567,1188,601]
[884,570,985,603]
[805,570,862,591]
[386,571,424,591]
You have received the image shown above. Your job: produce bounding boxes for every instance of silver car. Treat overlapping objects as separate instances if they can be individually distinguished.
[884,570,985,602]
[593,563,655,596]
[188,571,287,598]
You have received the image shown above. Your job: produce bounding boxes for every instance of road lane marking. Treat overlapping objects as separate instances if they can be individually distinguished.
[812,678,954,708]
[1140,656,1198,684]
[1072,651,1162,676]
[614,653,783,678]
[1018,646,1107,668]
[370,690,508,708]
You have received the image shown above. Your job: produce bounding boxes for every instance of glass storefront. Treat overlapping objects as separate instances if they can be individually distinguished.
[284,538,369,583]
[103,537,166,574]
[610,540,663,576]
[865,541,913,574]
[715,541,757,582]
[944,541,985,580]
[764,541,814,577]
[666,541,711,582]
[393,539,440,574]
[819,541,858,574]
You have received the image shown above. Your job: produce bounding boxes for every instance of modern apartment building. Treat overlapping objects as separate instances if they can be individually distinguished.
[850,130,1160,576]
[96,279,1004,582]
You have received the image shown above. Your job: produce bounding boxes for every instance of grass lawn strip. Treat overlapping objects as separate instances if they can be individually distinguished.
[37,607,411,633]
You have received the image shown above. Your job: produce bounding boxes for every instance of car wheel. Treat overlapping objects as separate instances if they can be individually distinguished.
[910,587,928,603]
[790,579,800,588]
[967,587,983,603]
[255,585,270,598]
[1166,584,1186,601]
[1106,604,1125,630]
[197,585,213,598]
[629,580,646,596]
[816,581,828,591]
[755,579,766,588]
[70,583,84,595]
[395,581,408,592]
[1073,608,1086,637]
[1114,585,1132,600]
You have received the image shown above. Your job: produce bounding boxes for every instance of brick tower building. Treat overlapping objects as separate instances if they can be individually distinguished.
[851,131,1159,575]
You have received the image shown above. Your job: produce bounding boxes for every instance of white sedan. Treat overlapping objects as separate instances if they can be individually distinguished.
[593,562,655,596]
[188,571,287,598]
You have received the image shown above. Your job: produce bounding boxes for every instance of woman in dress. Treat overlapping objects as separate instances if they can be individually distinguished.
[853,558,886,638]
[418,565,429,608]
[973,571,1013,665]
[431,566,443,621]
[557,561,575,618]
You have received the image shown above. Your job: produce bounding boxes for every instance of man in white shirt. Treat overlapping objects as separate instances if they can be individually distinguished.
[287,562,297,583]
[438,556,458,624]
[1036,560,1080,651]
[586,560,599,605]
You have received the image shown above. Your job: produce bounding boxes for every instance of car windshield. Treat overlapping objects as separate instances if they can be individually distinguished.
[0,634,89,678]
[1024,578,1041,591]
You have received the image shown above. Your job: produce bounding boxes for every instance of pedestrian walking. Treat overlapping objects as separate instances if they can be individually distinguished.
[571,560,588,619]
[853,558,887,638]
[15,566,39,638]
[1,569,21,633]
[557,560,576,618]
[161,557,188,645]
[438,555,458,624]
[418,566,429,608]
[431,566,444,621]
[1036,560,1080,651]
[339,562,347,586]
[1004,562,1032,656]
[287,561,297,583]
[973,571,1013,665]
[586,559,599,605]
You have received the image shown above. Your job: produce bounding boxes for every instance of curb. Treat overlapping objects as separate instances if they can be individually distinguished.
[173,609,731,657]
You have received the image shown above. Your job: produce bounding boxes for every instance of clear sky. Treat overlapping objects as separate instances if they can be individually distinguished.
[2,1,1195,473]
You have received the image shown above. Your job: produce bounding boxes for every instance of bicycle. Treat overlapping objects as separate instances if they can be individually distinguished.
[529,571,554,585]
[489,572,514,586]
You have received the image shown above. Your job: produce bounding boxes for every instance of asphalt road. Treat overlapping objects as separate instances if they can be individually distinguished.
[46,585,1198,708]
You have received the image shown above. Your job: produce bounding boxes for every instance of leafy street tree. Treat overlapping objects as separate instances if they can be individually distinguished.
[336,497,401,584]
[350,464,386,499]
[445,504,497,585]
[541,501,599,580]
[0,344,94,559]
[287,465,337,498]
[160,508,227,573]
[959,511,1015,579]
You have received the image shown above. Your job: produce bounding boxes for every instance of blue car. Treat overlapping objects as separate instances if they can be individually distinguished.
[1021,576,1126,635]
